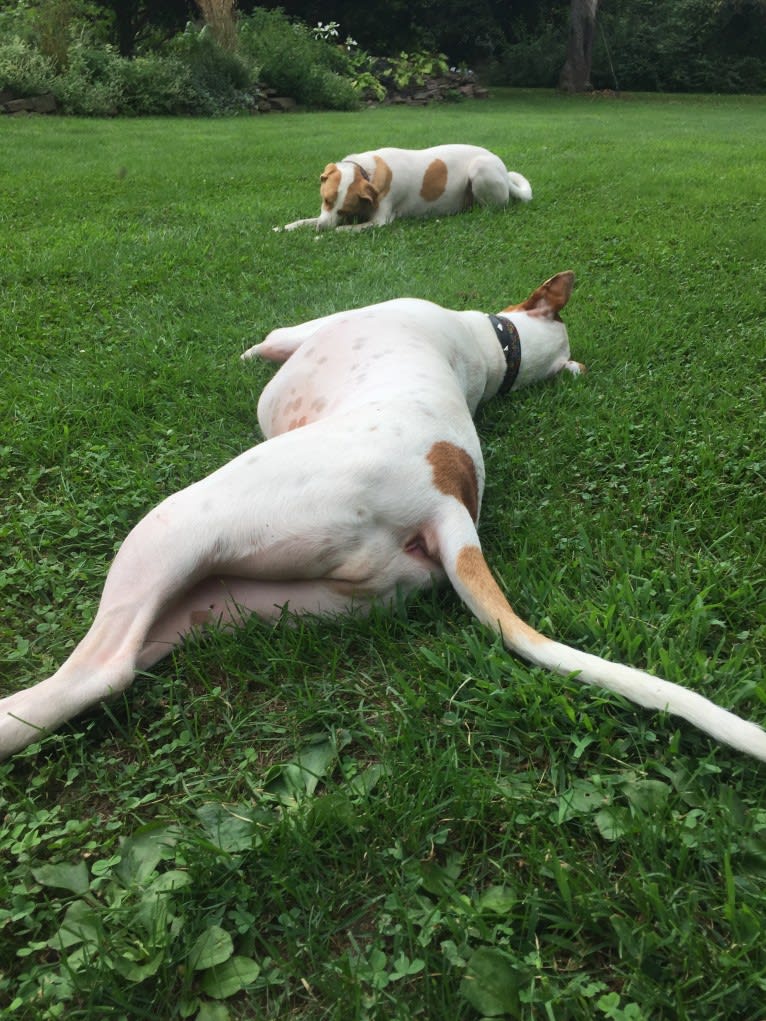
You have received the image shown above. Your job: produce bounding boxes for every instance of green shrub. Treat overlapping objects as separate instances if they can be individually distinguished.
[0,36,57,96]
[167,25,255,114]
[484,17,566,89]
[239,8,359,110]
[593,0,766,93]
[118,53,200,116]
[55,39,123,114]
[384,50,449,91]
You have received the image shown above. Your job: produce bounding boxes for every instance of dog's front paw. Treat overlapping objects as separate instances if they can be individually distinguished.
[563,360,587,375]
[283,220,307,231]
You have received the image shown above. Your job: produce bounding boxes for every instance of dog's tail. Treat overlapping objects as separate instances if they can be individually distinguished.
[508,172,533,203]
[433,508,766,761]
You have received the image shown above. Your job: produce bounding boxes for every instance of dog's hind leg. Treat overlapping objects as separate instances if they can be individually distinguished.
[468,156,532,206]
[242,308,367,363]
[135,575,366,669]
[0,568,364,758]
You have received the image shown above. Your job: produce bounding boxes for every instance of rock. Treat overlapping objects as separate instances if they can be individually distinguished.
[1,93,57,114]
[268,96,297,112]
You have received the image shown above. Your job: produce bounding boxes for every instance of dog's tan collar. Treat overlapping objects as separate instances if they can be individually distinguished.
[340,159,371,182]
[488,315,521,394]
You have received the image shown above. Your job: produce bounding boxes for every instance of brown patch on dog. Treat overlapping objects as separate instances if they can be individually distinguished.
[427,441,478,521]
[320,163,341,211]
[371,155,392,199]
[420,158,448,201]
[456,545,546,645]
[190,609,212,627]
[502,271,574,320]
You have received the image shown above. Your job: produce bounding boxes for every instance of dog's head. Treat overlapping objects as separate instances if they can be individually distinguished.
[495,271,586,391]
[318,162,380,228]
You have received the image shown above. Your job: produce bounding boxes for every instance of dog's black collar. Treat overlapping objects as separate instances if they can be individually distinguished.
[488,315,521,395]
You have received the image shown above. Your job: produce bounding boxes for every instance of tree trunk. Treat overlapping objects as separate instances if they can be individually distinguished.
[559,0,599,93]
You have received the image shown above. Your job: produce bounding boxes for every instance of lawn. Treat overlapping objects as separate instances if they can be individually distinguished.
[1,90,765,1020]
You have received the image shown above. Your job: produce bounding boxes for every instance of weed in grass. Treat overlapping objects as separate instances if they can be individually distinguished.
[1,93,766,1019]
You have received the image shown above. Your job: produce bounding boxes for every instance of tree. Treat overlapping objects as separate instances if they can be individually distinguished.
[559,0,599,92]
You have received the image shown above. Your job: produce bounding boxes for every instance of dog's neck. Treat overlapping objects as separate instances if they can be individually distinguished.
[339,159,371,181]
[487,315,521,394]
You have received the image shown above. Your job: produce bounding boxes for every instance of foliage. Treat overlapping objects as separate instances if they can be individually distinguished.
[3,2,763,111]
[485,12,568,89]
[48,35,232,116]
[480,0,766,92]
[383,50,450,91]
[594,0,766,93]
[237,6,359,109]
[0,35,57,95]
[54,37,124,114]
[0,9,259,114]
[115,51,202,115]
[0,0,112,67]
[165,24,256,114]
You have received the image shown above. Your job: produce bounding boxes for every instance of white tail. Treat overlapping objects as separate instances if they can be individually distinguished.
[508,171,533,203]
[436,515,766,761]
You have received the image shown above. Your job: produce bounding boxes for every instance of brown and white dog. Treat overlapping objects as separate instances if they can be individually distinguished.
[2,272,766,762]
[283,144,533,231]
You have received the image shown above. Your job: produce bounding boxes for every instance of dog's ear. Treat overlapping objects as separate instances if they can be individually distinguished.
[503,271,575,319]
[359,180,379,208]
[320,163,338,183]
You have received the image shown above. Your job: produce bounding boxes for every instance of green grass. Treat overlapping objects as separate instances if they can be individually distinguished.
[1,90,765,1020]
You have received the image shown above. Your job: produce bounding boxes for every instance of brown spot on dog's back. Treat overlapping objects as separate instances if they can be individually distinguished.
[420,158,448,201]
[427,441,478,521]
[372,155,392,199]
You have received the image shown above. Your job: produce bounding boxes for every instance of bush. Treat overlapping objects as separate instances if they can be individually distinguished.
[160,25,256,113]
[593,0,766,93]
[0,26,260,116]
[484,16,567,89]
[118,53,200,116]
[167,24,255,113]
[0,36,57,96]
[239,8,359,110]
[55,39,124,114]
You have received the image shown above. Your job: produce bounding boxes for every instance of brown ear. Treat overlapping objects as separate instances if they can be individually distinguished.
[503,271,575,318]
[320,163,337,183]
[360,180,379,208]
